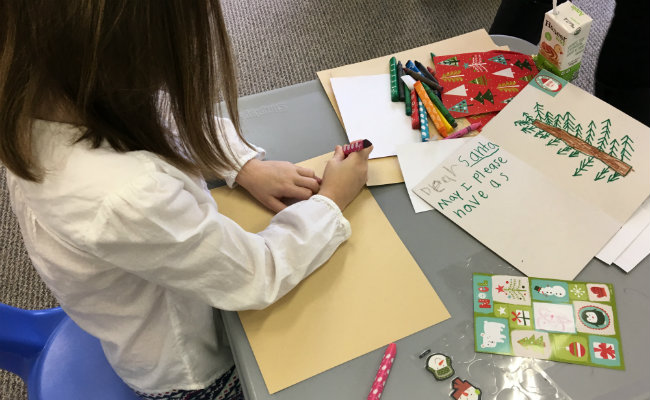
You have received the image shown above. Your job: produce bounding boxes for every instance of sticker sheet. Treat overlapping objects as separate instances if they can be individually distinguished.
[433,50,539,118]
[473,273,624,370]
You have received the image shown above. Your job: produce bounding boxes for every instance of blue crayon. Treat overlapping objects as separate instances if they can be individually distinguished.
[406,60,420,73]
[417,97,429,142]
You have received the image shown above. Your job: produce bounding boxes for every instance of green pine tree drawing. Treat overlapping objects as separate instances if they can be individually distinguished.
[439,56,459,66]
[517,334,545,354]
[620,135,634,162]
[597,119,611,151]
[474,89,494,104]
[514,59,533,70]
[585,121,597,145]
[488,55,507,65]
[594,167,610,181]
[608,139,620,157]
[574,123,584,139]
[514,104,633,183]
[544,111,555,125]
[562,112,576,133]
[450,99,469,113]
[573,156,594,176]
[534,103,545,120]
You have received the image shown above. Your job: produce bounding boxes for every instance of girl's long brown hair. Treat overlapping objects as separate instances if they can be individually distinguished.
[0,0,249,181]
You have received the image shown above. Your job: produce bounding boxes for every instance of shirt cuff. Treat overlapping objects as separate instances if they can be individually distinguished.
[223,145,266,188]
[309,194,352,239]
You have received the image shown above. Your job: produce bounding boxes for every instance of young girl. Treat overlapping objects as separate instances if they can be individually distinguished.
[0,1,371,399]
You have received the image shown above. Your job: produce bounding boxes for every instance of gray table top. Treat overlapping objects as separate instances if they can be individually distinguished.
[220,37,650,400]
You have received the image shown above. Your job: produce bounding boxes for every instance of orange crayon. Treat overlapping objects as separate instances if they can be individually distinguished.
[414,81,448,137]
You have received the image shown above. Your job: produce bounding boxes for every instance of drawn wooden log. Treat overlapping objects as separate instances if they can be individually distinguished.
[532,120,632,176]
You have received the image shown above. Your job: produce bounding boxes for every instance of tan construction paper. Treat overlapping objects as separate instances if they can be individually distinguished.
[317,29,504,186]
[210,155,450,394]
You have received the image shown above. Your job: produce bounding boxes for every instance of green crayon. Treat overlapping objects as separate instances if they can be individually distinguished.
[422,82,457,127]
[430,52,436,60]
[404,83,412,116]
[389,56,399,102]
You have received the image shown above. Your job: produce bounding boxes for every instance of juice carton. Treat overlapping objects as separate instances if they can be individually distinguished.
[536,1,592,81]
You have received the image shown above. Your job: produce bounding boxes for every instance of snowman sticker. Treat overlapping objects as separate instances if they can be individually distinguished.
[426,353,454,381]
[534,285,566,298]
[450,378,482,400]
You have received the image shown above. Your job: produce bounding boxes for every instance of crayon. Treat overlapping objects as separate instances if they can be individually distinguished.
[422,82,457,128]
[437,103,453,133]
[410,89,419,129]
[417,97,429,142]
[405,60,420,73]
[389,57,399,102]
[403,67,443,92]
[342,139,373,156]
[444,123,483,140]
[404,83,412,116]
[426,66,437,77]
[414,81,448,136]
[396,61,405,102]
[367,343,396,400]
[415,61,435,81]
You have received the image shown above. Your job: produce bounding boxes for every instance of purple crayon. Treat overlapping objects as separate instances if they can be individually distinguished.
[444,122,482,140]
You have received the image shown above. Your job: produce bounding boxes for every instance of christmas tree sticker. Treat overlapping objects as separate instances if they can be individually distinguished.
[450,99,469,113]
[470,75,488,85]
[439,69,464,83]
[488,54,507,65]
[514,59,533,70]
[474,89,494,104]
[438,56,459,66]
[496,278,529,301]
[517,334,546,354]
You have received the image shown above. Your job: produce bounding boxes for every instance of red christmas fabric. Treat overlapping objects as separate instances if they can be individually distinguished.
[433,50,539,118]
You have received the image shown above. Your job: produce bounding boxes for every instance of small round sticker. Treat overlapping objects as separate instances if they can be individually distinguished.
[534,75,563,93]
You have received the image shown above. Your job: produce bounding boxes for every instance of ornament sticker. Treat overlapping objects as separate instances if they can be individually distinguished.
[530,70,567,97]
[473,273,623,370]
[574,301,616,335]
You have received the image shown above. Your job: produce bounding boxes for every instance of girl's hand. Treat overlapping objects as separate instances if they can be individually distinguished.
[235,159,321,213]
[319,145,373,211]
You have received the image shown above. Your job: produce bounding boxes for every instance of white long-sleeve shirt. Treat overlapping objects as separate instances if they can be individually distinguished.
[6,118,351,392]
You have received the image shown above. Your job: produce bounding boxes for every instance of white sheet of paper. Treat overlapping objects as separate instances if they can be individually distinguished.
[597,197,650,264]
[613,223,650,272]
[330,74,421,159]
[396,138,470,213]
[412,137,620,280]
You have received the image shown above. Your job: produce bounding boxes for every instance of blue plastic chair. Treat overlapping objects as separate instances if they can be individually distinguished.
[0,303,139,399]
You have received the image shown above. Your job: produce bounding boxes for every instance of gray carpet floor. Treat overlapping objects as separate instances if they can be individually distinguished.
[0,1,613,398]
